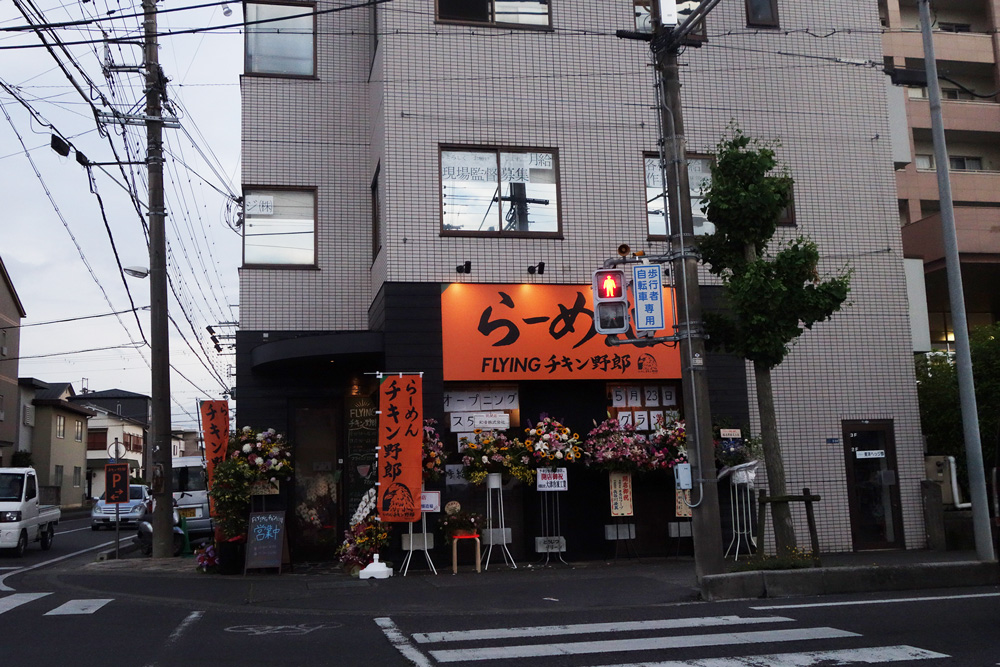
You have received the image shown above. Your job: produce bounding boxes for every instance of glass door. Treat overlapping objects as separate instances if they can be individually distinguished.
[843,420,905,550]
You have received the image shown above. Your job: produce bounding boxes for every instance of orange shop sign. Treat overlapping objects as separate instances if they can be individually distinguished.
[377,375,423,523]
[441,283,681,381]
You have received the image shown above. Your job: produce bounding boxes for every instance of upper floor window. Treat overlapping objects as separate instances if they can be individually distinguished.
[74,420,84,442]
[745,0,779,27]
[438,0,550,28]
[937,22,971,33]
[645,154,715,237]
[243,188,317,266]
[56,415,66,439]
[441,147,559,236]
[245,2,315,76]
[916,154,983,171]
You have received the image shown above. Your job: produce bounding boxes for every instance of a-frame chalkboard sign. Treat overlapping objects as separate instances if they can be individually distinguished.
[244,511,290,574]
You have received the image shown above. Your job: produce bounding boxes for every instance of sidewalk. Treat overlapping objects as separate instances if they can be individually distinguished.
[64,545,999,611]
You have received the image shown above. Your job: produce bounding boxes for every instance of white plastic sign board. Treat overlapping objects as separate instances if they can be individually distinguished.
[856,450,886,459]
[420,491,441,512]
[720,429,742,439]
[536,468,568,491]
[472,412,510,430]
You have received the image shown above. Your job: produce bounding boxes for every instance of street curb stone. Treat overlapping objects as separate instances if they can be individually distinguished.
[700,561,1000,600]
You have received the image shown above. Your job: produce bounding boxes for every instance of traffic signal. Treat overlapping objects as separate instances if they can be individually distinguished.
[592,268,630,334]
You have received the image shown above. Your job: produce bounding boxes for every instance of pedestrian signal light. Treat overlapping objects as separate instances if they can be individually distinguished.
[592,268,630,334]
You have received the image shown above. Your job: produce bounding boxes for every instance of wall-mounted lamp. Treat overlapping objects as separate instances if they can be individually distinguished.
[456,261,472,274]
[527,262,545,275]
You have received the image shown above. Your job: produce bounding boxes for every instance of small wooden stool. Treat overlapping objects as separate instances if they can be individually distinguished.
[451,534,481,574]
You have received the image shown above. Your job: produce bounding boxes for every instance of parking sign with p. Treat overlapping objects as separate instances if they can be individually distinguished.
[105,462,130,504]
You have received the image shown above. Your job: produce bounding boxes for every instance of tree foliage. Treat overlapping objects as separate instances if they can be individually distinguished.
[915,325,1000,494]
[699,127,852,370]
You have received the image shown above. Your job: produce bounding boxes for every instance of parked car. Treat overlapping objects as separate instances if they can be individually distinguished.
[0,467,61,556]
[91,484,151,530]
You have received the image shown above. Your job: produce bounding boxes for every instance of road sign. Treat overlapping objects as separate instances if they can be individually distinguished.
[632,264,665,331]
[105,463,130,504]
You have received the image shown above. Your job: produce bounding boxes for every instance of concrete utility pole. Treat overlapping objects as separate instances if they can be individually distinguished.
[649,0,724,578]
[918,0,994,561]
[144,0,174,558]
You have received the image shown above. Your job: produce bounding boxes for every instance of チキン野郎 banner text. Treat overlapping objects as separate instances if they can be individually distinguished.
[441,284,681,381]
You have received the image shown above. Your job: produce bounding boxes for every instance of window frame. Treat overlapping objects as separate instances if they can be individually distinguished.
[371,164,382,264]
[242,185,319,268]
[54,465,64,487]
[439,145,562,239]
[244,1,317,78]
[436,0,552,30]
[74,419,83,442]
[56,414,66,439]
[745,0,780,28]
[644,151,715,240]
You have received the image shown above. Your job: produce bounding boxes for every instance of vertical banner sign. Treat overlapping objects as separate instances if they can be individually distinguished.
[609,471,634,517]
[199,400,229,516]
[377,375,423,522]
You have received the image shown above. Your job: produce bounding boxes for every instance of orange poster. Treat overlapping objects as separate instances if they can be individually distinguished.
[377,375,423,522]
[199,400,229,516]
[441,284,681,381]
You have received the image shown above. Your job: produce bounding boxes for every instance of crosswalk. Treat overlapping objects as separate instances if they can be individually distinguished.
[0,592,112,617]
[377,614,950,666]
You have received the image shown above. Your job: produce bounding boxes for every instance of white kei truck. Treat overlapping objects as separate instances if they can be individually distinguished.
[0,467,61,556]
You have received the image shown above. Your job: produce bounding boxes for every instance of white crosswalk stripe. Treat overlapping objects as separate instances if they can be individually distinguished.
[0,593,51,614]
[381,614,952,666]
[44,599,113,616]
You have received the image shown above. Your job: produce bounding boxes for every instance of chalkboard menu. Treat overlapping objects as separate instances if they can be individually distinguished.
[244,511,286,572]
[345,394,378,514]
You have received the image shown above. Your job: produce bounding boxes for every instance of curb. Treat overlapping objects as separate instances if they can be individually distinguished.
[700,561,1000,601]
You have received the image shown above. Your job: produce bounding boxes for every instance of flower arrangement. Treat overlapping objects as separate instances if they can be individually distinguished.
[716,438,751,467]
[525,415,582,465]
[437,501,485,539]
[207,454,258,539]
[582,418,653,472]
[335,514,390,570]
[229,426,294,483]
[646,417,688,472]
[194,542,219,573]
[422,419,447,482]
[459,429,535,485]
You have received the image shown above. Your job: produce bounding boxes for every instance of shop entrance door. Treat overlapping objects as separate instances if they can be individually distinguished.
[843,420,904,550]
[292,405,341,559]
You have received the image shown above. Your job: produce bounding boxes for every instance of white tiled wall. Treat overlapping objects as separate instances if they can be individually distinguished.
[241,0,926,550]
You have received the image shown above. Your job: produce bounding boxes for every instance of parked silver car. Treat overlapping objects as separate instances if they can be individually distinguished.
[91,484,151,530]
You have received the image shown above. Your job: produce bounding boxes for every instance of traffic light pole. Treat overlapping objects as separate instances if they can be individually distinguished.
[651,3,724,578]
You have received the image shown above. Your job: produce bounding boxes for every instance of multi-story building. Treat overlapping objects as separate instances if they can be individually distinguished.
[237,0,926,558]
[881,0,1000,347]
[76,404,146,499]
[70,388,151,474]
[30,382,94,508]
[0,255,26,460]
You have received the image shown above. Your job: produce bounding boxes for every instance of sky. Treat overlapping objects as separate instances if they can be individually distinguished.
[1,0,244,430]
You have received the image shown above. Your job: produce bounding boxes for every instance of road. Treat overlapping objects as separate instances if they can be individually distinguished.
[0,525,997,667]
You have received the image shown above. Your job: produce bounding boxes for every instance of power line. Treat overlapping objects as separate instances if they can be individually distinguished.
[1,306,148,330]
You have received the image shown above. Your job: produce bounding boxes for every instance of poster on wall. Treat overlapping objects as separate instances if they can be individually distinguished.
[199,400,229,516]
[345,394,378,515]
[441,284,681,381]
[377,375,423,522]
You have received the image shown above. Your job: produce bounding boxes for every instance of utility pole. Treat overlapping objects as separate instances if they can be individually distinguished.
[918,0,994,561]
[144,0,174,558]
[623,0,725,577]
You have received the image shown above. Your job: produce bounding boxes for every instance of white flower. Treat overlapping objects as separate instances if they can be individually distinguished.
[270,458,278,466]
[555,451,563,459]
[242,444,251,453]
[482,455,488,463]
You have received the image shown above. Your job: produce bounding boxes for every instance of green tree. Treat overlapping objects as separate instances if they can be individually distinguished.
[916,324,1000,497]
[699,126,851,553]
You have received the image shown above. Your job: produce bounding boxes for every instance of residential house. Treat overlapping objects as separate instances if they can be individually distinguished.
[31,382,94,508]
[77,404,146,499]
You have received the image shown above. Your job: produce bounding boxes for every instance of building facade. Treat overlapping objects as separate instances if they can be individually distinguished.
[0,255,26,459]
[30,382,94,508]
[881,0,1000,346]
[237,0,926,558]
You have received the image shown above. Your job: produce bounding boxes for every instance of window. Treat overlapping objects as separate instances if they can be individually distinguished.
[56,415,65,438]
[73,467,82,487]
[74,420,83,442]
[441,147,559,235]
[938,22,971,33]
[915,154,934,170]
[949,156,982,171]
[0,394,4,422]
[245,2,315,76]
[243,188,316,265]
[645,154,715,237]
[54,465,64,487]
[438,0,550,28]
[745,0,779,27]
[908,87,974,101]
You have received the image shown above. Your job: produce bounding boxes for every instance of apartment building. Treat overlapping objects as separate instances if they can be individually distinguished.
[882,0,1000,347]
[237,0,926,559]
